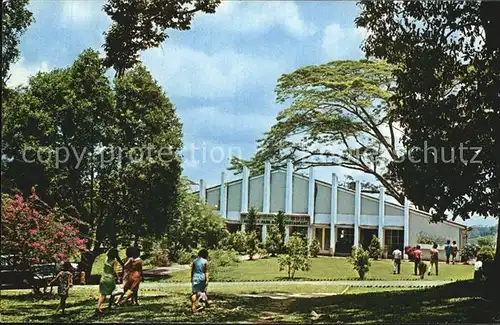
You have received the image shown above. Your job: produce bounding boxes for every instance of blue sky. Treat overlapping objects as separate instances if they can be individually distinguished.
[10,0,495,226]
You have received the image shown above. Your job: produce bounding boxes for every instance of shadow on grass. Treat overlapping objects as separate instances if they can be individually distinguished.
[3,281,499,323]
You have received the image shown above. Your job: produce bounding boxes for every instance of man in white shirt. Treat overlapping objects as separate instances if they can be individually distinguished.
[474,258,483,282]
[392,248,402,274]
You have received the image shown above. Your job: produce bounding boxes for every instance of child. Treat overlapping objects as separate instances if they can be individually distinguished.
[428,243,439,276]
[413,245,423,276]
[116,246,142,306]
[392,248,402,274]
[49,261,74,315]
[191,249,209,313]
[444,240,452,264]
[451,241,458,264]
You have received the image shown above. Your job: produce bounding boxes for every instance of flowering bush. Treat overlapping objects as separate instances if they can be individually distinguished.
[1,193,87,265]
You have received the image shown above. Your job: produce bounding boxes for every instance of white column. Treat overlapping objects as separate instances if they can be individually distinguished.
[307,167,315,241]
[262,225,268,242]
[285,160,293,214]
[330,173,338,253]
[378,187,385,245]
[241,166,249,213]
[199,179,206,202]
[219,172,226,218]
[241,223,246,232]
[354,180,361,247]
[263,161,271,213]
[404,197,410,248]
[285,226,290,243]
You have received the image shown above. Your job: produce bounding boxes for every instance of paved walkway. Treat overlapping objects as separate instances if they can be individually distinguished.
[73,280,452,291]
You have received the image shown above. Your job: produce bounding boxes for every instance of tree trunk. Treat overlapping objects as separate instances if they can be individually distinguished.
[80,246,105,276]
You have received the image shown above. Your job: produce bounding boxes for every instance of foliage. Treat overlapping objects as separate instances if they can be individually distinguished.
[265,212,288,256]
[102,0,221,76]
[416,232,446,245]
[278,234,311,279]
[222,231,248,254]
[356,0,500,267]
[1,0,33,88]
[470,226,498,239]
[477,237,495,248]
[348,246,371,280]
[309,238,321,258]
[367,235,382,260]
[149,237,170,267]
[245,207,258,234]
[461,244,480,262]
[168,178,229,259]
[207,249,240,281]
[245,230,259,261]
[228,60,410,204]
[1,193,87,264]
[1,50,183,273]
[477,247,496,263]
[173,248,194,265]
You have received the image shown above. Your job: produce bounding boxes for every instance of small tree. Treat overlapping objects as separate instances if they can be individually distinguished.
[461,243,480,263]
[265,224,283,257]
[245,231,259,261]
[309,238,321,258]
[348,246,371,280]
[368,235,382,260]
[275,211,287,254]
[245,207,258,234]
[278,234,311,279]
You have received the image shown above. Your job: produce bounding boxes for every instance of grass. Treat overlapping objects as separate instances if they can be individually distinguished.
[162,256,475,282]
[1,281,498,323]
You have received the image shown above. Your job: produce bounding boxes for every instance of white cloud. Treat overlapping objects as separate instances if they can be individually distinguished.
[61,0,104,25]
[6,57,50,87]
[194,1,317,38]
[322,24,367,59]
[142,43,286,99]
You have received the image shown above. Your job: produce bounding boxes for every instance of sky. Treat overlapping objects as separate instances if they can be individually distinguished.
[10,0,496,227]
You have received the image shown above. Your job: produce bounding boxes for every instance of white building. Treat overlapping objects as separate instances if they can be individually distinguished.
[196,161,466,256]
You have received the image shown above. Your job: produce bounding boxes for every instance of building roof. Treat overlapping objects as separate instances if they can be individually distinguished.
[195,169,466,230]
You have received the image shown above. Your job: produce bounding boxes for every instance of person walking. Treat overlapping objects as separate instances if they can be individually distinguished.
[96,248,120,313]
[392,247,402,274]
[428,243,439,276]
[444,240,452,264]
[413,245,423,276]
[49,262,74,315]
[191,249,210,313]
[451,241,459,264]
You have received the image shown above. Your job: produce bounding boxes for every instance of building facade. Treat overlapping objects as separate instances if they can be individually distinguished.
[196,161,466,256]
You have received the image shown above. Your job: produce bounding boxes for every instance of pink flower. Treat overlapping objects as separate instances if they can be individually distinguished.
[30,229,38,235]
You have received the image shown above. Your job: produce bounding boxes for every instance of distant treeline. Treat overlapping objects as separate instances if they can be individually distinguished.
[470,225,498,239]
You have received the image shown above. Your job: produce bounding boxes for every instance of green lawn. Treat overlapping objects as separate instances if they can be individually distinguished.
[163,257,475,282]
[1,281,498,323]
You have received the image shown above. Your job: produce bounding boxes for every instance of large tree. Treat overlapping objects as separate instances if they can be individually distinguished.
[230,60,408,203]
[1,0,33,89]
[102,0,221,76]
[1,50,183,273]
[356,0,499,281]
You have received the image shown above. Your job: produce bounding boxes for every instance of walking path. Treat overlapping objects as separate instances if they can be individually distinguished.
[73,280,452,291]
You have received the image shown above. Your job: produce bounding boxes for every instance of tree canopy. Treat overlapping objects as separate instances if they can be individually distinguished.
[230,60,407,203]
[356,0,499,266]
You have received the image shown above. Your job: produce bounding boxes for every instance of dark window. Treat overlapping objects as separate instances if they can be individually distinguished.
[324,228,331,250]
[385,229,404,254]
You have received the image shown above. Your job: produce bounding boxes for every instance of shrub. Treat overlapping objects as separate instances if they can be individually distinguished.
[140,236,156,258]
[348,246,371,280]
[246,231,259,260]
[368,235,382,260]
[416,231,445,245]
[257,246,268,259]
[265,224,283,256]
[309,238,321,258]
[149,238,170,267]
[477,236,495,248]
[174,248,194,265]
[208,249,240,281]
[278,234,310,279]
[222,231,247,253]
[460,243,480,262]
[477,246,495,263]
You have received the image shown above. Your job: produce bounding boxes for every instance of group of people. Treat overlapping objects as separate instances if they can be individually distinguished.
[49,247,210,315]
[390,240,460,277]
